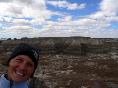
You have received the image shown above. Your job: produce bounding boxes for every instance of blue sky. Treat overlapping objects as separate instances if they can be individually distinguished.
[0,0,118,39]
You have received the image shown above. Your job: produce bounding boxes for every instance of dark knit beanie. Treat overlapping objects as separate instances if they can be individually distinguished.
[7,43,39,74]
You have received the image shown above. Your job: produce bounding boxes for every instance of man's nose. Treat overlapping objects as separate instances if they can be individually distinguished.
[19,63,27,70]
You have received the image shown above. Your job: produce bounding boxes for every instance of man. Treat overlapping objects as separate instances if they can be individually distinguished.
[0,43,39,88]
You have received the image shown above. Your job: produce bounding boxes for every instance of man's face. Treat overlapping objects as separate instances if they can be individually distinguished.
[8,55,35,82]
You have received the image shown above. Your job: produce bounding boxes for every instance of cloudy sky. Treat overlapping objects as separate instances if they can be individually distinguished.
[0,0,118,39]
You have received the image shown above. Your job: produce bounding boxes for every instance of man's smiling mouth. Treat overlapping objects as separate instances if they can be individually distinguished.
[15,71,25,76]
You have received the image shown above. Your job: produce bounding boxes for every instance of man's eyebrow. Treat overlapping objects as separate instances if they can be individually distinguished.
[15,58,22,60]
[15,56,23,59]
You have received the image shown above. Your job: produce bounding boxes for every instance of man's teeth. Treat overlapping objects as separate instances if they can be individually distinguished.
[16,71,24,76]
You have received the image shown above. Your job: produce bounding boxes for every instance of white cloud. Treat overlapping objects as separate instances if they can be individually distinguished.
[100,0,118,14]
[91,0,118,19]
[0,0,11,2]
[71,0,118,38]
[0,0,118,38]
[0,25,40,38]
[12,18,31,26]
[47,1,86,10]
[57,15,72,22]
[0,0,51,20]
[44,0,118,38]
[68,3,86,10]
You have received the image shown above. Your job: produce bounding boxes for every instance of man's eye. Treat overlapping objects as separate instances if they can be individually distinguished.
[27,63,34,67]
[15,59,22,63]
